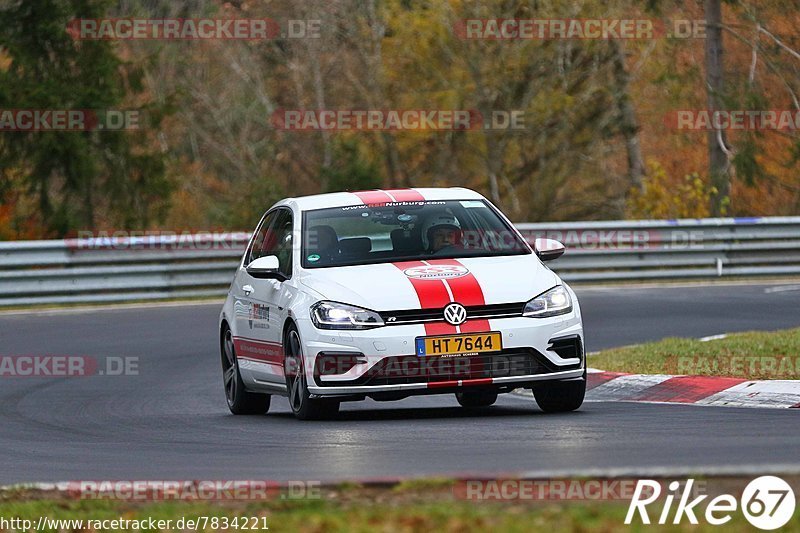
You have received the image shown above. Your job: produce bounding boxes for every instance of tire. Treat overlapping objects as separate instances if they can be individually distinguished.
[221,327,271,415]
[455,389,498,408]
[284,324,340,421]
[532,371,586,413]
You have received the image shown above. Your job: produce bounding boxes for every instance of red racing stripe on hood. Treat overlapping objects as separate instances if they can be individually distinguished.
[393,261,457,335]
[429,259,492,333]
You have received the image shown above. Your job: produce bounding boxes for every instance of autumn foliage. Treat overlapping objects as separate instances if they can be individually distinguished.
[1,0,799,238]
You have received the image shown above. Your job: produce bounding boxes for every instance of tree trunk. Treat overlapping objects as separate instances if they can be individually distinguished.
[610,40,645,193]
[705,0,730,216]
[484,133,503,207]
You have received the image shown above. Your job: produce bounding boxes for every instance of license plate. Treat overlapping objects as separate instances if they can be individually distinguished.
[415,332,503,357]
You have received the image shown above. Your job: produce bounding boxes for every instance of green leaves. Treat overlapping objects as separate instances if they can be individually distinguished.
[0,0,172,237]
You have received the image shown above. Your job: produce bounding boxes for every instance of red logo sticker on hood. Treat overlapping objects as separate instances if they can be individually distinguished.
[403,264,469,279]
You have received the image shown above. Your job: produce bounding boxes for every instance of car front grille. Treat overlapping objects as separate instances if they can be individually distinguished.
[316,348,581,387]
[379,302,526,326]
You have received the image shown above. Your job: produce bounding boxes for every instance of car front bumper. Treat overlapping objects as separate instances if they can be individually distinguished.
[296,310,585,397]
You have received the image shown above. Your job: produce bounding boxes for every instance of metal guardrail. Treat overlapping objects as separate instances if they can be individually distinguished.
[1,218,799,306]
[517,217,800,282]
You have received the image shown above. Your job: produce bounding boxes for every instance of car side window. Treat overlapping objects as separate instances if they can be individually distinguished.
[269,209,294,276]
[246,211,277,265]
[248,208,293,276]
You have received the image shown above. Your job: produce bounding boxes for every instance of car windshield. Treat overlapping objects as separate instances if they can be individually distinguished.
[301,199,530,268]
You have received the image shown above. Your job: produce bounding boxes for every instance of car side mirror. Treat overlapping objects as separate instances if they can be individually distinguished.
[534,238,565,262]
[246,255,287,281]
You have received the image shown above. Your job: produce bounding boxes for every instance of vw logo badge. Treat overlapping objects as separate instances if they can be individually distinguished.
[443,303,468,326]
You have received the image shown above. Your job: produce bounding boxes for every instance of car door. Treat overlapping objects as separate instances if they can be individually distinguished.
[234,208,295,385]
[232,210,275,385]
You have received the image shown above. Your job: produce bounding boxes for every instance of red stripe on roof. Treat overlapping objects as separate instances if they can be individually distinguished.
[384,189,425,202]
[632,375,746,403]
[352,190,393,204]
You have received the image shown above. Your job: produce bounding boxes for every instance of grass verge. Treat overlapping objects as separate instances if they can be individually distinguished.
[3,482,800,533]
[589,327,800,379]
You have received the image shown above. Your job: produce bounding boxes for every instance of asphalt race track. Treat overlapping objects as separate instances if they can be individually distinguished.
[1,282,799,485]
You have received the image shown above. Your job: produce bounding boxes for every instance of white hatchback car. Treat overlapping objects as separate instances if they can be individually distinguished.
[219,188,585,419]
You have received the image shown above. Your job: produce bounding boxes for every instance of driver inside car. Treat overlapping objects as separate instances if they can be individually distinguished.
[423,214,463,254]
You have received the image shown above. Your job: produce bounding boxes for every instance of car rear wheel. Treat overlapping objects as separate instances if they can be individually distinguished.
[221,327,271,415]
[284,325,340,421]
[455,389,498,408]
[532,372,586,413]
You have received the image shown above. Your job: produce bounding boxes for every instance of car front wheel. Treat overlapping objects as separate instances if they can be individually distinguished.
[221,327,270,415]
[531,373,586,413]
[284,325,340,421]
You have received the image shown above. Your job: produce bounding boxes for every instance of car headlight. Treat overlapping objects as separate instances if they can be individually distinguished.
[310,301,385,330]
[523,286,572,318]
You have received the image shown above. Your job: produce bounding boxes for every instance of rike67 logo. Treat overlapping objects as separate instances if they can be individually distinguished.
[626,476,796,530]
